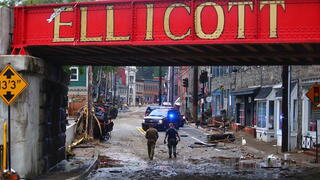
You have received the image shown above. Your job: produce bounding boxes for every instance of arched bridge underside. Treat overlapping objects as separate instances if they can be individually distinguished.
[12,0,320,66]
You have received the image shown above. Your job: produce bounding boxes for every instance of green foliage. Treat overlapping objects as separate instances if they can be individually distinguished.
[63,65,85,74]
[0,0,19,7]
[92,66,119,82]
[103,66,119,73]
[153,66,168,78]
[137,66,167,80]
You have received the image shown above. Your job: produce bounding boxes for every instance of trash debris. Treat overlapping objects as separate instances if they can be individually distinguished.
[240,153,259,160]
[189,142,217,148]
[206,133,235,143]
[73,145,95,149]
[241,137,247,146]
[156,166,177,177]
[260,154,282,168]
[98,155,123,168]
[109,170,122,173]
[284,153,290,161]
[180,134,188,137]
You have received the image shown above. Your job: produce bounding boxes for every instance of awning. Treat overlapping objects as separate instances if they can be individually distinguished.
[255,87,273,100]
[231,87,260,96]
[275,82,297,98]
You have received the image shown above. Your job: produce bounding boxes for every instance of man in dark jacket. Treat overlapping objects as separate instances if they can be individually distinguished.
[145,125,159,160]
[164,123,180,158]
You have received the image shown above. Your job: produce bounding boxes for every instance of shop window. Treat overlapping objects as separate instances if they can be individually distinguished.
[70,67,79,81]
[175,85,178,96]
[269,101,274,129]
[239,102,245,125]
[129,76,134,83]
[214,95,221,115]
[308,100,320,131]
[279,101,282,130]
[257,101,267,128]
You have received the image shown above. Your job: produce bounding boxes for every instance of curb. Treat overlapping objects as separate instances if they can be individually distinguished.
[67,148,100,180]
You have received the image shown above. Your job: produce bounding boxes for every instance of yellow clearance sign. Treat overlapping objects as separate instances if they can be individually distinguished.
[0,64,28,105]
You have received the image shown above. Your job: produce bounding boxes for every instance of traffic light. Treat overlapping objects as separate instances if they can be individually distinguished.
[183,78,188,88]
[200,71,208,83]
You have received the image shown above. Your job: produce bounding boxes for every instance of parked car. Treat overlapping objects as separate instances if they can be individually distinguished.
[142,108,181,131]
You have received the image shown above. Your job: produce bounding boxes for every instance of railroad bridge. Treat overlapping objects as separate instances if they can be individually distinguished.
[0,0,319,178]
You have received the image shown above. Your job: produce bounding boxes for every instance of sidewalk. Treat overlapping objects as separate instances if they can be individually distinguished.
[35,144,98,180]
[189,123,320,167]
[237,131,320,167]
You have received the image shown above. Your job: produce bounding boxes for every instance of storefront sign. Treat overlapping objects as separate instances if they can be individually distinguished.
[306,84,320,110]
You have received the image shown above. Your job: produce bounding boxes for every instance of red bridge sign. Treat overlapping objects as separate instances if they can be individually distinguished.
[12,0,320,49]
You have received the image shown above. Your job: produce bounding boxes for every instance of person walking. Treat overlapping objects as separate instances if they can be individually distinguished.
[164,123,180,158]
[145,125,159,160]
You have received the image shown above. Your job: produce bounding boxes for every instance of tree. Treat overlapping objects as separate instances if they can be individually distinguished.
[136,66,168,80]
[0,0,20,7]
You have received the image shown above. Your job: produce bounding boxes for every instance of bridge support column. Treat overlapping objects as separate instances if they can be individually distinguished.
[0,55,68,178]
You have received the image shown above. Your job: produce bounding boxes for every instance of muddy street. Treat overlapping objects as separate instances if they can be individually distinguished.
[86,106,320,180]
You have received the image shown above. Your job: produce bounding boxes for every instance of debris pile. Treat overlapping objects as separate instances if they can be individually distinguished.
[67,104,118,155]
[206,133,235,143]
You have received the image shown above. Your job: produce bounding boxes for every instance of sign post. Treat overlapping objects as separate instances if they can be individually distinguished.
[306,84,320,110]
[0,64,28,171]
[306,84,320,163]
[317,120,320,163]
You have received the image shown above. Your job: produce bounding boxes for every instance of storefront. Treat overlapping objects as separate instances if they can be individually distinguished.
[212,88,224,117]
[255,87,276,142]
[302,80,320,150]
[274,83,298,148]
[231,88,260,133]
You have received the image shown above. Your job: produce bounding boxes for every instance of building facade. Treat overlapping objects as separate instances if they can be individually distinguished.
[126,66,137,106]
[208,65,320,150]
[68,66,88,116]
[144,79,159,104]
[115,67,128,105]
[136,79,145,104]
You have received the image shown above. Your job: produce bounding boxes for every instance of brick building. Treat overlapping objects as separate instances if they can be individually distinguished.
[143,80,159,104]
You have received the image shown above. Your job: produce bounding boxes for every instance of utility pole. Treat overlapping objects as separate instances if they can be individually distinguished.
[159,66,162,105]
[201,81,205,123]
[88,66,93,137]
[193,66,198,124]
[282,65,289,152]
[200,70,208,124]
[183,78,189,112]
[171,66,174,106]
[113,70,117,105]
[288,65,292,151]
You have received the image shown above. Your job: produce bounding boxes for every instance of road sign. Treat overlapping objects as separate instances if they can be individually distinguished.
[306,84,320,110]
[0,64,28,105]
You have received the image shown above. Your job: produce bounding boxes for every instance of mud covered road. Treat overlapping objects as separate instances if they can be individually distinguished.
[86,106,320,180]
